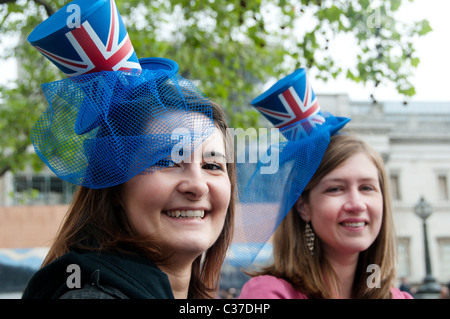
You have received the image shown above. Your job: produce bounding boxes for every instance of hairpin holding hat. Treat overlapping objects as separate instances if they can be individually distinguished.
[229,68,350,267]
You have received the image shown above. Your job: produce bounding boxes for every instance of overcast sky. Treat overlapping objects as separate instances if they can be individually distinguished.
[313,0,450,102]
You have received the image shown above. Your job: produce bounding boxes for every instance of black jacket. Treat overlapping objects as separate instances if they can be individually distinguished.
[22,250,174,299]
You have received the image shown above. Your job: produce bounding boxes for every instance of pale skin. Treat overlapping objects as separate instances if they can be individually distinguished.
[121,127,230,298]
[296,152,383,298]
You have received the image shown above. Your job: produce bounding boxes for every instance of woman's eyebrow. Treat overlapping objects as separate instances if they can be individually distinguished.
[321,177,379,183]
[203,150,226,160]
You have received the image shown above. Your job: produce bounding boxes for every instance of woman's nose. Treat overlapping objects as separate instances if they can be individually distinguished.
[177,165,209,200]
[342,189,366,213]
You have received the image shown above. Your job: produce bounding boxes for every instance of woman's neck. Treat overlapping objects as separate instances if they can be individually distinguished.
[157,255,195,299]
[325,250,359,299]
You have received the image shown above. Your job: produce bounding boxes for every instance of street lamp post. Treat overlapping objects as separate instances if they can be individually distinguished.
[413,196,441,299]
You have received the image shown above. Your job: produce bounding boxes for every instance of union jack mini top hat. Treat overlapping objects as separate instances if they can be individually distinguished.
[27,0,141,77]
[28,0,214,189]
[252,68,348,139]
[229,69,350,267]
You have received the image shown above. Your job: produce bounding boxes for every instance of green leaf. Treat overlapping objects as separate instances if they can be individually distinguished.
[417,20,433,36]
[410,57,420,68]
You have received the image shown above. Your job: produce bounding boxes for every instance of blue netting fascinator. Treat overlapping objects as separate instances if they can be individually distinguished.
[229,68,350,267]
[31,67,214,189]
[28,0,215,189]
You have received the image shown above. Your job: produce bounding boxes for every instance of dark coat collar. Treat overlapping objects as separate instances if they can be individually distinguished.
[22,250,174,299]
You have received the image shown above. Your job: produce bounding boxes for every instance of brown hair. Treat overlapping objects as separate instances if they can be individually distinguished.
[42,101,236,299]
[255,134,397,299]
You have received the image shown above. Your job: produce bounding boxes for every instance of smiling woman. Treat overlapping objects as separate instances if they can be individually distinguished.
[20,62,236,299]
[239,134,412,299]
[22,97,235,300]
[20,0,236,300]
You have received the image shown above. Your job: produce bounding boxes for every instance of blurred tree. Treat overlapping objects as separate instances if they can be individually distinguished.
[0,0,432,177]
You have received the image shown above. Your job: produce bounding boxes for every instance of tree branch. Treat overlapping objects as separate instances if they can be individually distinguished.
[0,136,31,178]
[0,0,55,16]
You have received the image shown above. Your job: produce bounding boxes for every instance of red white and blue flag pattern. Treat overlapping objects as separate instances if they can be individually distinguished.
[256,78,320,129]
[255,76,324,139]
[279,112,325,140]
[33,0,140,77]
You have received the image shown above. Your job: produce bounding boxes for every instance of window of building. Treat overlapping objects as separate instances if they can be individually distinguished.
[438,174,449,201]
[13,174,76,205]
[397,237,411,278]
[438,238,450,280]
[389,173,401,201]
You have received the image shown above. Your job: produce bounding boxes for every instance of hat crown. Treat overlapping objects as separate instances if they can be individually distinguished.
[252,68,321,134]
[28,0,141,77]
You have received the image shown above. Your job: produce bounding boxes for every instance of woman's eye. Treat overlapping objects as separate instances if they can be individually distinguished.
[361,185,375,192]
[202,162,225,171]
[326,186,342,193]
[154,159,178,168]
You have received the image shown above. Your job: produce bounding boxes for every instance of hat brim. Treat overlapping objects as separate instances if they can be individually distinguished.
[139,57,179,77]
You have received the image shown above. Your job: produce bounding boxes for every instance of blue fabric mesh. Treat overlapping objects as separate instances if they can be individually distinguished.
[229,113,350,267]
[31,69,214,189]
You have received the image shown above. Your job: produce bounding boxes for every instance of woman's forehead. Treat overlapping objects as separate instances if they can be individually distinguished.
[154,109,209,129]
[202,128,226,154]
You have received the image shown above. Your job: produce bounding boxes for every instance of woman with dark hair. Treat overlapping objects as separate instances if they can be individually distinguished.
[23,0,235,299]
[22,68,236,299]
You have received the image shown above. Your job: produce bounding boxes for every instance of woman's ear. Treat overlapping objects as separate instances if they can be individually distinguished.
[296,196,311,222]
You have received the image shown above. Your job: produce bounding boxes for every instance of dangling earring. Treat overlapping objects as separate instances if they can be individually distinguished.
[305,222,315,256]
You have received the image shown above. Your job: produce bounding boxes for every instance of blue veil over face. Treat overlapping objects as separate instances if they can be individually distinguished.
[31,68,214,189]
[229,69,350,267]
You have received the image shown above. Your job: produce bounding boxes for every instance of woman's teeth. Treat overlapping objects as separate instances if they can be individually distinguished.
[164,210,205,219]
[341,222,365,227]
